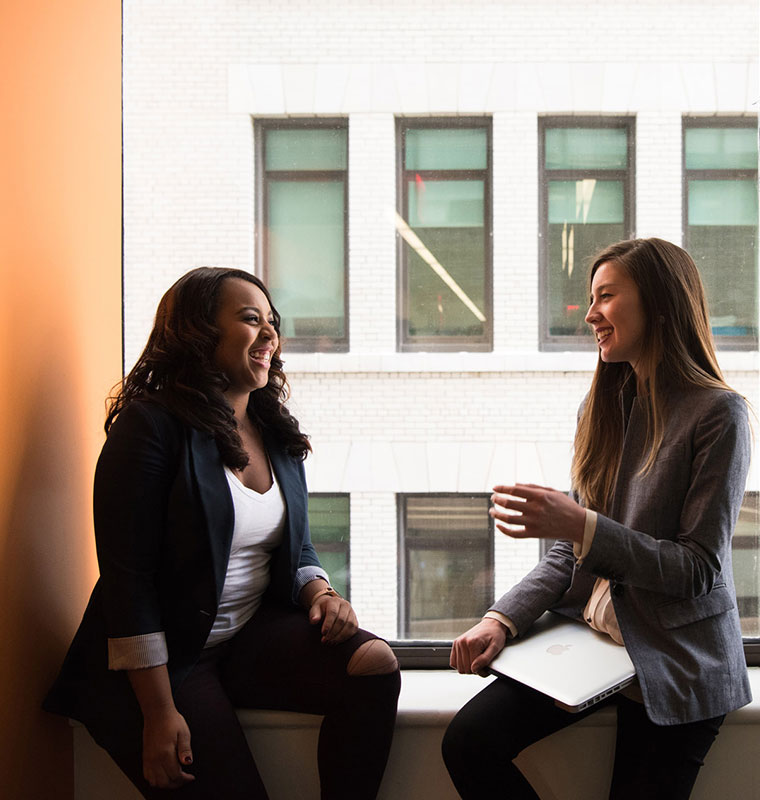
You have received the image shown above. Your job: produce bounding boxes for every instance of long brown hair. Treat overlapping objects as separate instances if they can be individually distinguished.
[572,238,731,513]
[106,267,311,466]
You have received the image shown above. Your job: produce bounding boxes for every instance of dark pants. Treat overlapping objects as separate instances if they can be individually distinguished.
[88,604,401,800]
[442,677,724,800]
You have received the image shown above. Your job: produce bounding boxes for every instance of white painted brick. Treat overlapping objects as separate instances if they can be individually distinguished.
[514,63,543,111]
[570,63,605,113]
[247,64,286,114]
[458,63,494,113]
[682,63,718,112]
[485,63,518,111]
[426,443,461,491]
[342,64,373,113]
[371,63,401,112]
[716,62,754,112]
[600,62,639,113]
[394,64,429,114]
[636,112,683,243]
[538,63,574,113]
[426,63,460,112]
[314,64,350,113]
[123,0,759,639]
[282,64,317,114]
[458,443,497,493]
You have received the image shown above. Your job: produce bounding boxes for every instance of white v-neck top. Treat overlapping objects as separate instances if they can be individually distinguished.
[205,466,286,647]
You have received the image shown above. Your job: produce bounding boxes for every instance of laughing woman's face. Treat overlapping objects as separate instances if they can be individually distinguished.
[585,261,647,376]
[213,278,278,400]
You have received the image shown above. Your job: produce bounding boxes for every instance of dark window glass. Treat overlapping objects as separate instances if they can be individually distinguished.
[257,121,348,352]
[733,492,759,637]
[540,490,759,640]
[397,120,492,351]
[683,119,758,346]
[399,495,493,639]
[540,119,635,348]
[308,494,350,599]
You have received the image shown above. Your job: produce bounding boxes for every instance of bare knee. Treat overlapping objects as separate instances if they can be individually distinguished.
[346,639,398,676]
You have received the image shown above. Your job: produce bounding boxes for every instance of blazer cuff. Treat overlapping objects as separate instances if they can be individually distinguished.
[484,610,517,638]
[573,509,598,565]
[108,632,168,670]
[293,565,330,602]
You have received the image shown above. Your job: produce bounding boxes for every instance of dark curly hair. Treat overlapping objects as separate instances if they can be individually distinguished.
[106,267,311,466]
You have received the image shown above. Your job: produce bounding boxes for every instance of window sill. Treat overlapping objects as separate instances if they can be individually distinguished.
[282,350,759,374]
[236,666,760,729]
[70,669,760,800]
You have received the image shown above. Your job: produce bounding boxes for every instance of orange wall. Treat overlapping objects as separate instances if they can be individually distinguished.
[0,1,121,797]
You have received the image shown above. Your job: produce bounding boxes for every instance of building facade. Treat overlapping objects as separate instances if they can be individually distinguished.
[123,0,759,642]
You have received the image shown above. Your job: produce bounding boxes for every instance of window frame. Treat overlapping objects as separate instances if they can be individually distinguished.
[395,117,493,352]
[396,492,495,652]
[254,117,350,353]
[395,499,760,669]
[308,492,351,600]
[681,115,758,351]
[732,490,760,664]
[538,115,636,352]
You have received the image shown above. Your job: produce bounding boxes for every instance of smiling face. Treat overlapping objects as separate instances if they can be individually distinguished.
[585,260,647,375]
[213,277,279,402]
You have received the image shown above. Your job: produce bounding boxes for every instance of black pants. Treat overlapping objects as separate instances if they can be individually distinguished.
[87,604,401,800]
[442,677,724,800]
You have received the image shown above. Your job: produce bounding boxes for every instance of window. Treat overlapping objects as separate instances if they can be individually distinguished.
[308,494,351,599]
[256,120,348,352]
[683,118,758,347]
[540,491,759,641]
[734,492,759,637]
[396,119,492,351]
[539,117,635,349]
[399,495,494,640]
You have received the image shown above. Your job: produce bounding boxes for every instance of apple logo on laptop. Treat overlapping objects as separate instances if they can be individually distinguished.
[546,644,572,655]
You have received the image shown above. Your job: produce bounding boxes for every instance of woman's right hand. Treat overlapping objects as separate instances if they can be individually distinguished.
[141,708,195,789]
[128,665,194,789]
[450,618,508,676]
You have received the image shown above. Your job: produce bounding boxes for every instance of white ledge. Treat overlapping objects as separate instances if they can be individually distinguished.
[70,668,760,800]
[282,350,759,374]
[236,667,760,729]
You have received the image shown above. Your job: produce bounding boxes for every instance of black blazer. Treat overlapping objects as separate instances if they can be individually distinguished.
[44,398,322,725]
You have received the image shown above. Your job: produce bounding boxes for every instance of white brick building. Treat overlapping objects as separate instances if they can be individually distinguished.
[123,0,759,641]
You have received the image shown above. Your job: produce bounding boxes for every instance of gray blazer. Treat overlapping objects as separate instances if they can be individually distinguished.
[491,385,752,725]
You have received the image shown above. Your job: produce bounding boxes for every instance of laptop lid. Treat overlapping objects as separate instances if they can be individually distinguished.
[488,611,636,713]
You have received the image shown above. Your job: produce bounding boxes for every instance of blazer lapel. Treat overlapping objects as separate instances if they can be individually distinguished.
[610,389,647,521]
[187,427,235,602]
[263,431,308,583]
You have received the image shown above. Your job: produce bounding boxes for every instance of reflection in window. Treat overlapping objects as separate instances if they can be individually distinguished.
[397,119,492,351]
[733,492,759,637]
[540,490,759,639]
[308,494,350,599]
[257,120,348,352]
[683,119,758,346]
[399,495,493,639]
[540,118,635,347]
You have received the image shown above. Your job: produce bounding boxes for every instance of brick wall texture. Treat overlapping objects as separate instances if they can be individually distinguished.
[123,0,758,638]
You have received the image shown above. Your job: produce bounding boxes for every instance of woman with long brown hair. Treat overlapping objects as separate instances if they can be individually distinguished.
[443,238,752,799]
[45,267,400,799]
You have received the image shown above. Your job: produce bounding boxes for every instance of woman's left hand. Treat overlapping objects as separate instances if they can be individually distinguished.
[490,484,585,544]
[308,592,358,644]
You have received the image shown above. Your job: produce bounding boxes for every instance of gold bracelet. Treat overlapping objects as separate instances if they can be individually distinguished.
[311,586,341,603]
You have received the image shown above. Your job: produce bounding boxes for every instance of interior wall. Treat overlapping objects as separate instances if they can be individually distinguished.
[0,1,121,797]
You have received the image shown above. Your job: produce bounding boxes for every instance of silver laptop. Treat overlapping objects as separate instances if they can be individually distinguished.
[488,611,636,713]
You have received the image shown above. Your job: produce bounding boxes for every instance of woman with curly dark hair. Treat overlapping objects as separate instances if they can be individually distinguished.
[45,267,400,799]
